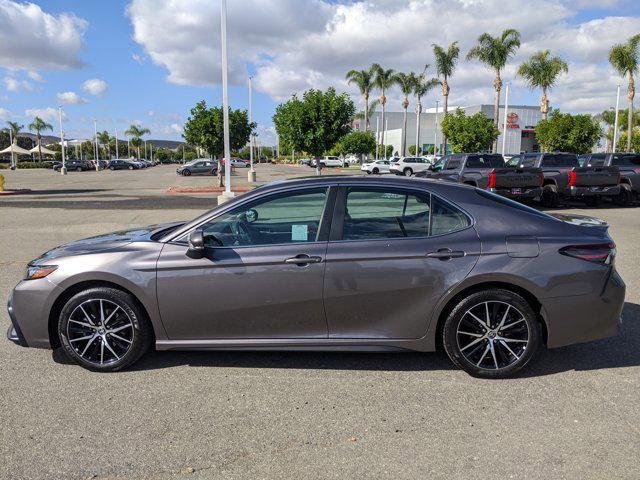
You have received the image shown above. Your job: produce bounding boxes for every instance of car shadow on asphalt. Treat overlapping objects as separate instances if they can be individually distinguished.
[51,302,639,376]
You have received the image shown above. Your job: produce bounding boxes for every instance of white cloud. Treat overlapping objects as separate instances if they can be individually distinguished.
[82,78,108,97]
[170,123,182,135]
[0,0,87,71]
[27,71,43,82]
[25,107,66,122]
[4,75,32,92]
[56,91,88,105]
[132,53,145,64]
[0,107,11,121]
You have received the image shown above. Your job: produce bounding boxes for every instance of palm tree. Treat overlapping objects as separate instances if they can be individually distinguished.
[346,66,377,132]
[354,99,380,126]
[96,130,112,159]
[372,64,396,157]
[124,124,150,159]
[27,117,53,162]
[412,66,440,155]
[6,121,24,167]
[394,72,417,155]
[517,50,568,121]
[609,34,640,152]
[432,42,460,154]
[467,29,521,152]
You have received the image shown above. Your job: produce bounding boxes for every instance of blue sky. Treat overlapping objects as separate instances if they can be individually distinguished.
[1,0,639,144]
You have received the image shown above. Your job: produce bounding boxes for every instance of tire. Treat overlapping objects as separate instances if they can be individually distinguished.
[76,167,82,172]
[403,168,413,176]
[109,166,115,171]
[584,196,601,207]
[182,169,191,176]
[128,165,134,170]
[58,287,152,372]
[442,289,541,379]
[614,184,632,207]
[372,168,379,174]
[540,184,559,208]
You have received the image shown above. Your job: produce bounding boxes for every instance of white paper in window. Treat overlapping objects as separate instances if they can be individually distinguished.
[291,224,308,241]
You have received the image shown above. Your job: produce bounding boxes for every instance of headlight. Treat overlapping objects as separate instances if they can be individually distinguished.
[24,265,58,280]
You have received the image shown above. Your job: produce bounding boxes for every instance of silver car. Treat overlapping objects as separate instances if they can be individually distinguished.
[7,177,625,377]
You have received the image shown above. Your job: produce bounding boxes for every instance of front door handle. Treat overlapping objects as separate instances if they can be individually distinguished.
[426,249,466,260]
[284,254,323,265]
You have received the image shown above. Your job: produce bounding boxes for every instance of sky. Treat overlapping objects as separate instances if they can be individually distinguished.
[0,0,639,145]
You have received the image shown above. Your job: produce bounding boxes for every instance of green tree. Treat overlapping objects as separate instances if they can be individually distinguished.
[124,124,150,159]
[467,29,521,152]
[27,117,53,162]
[615,129,640,152]
[96,130,112,159]
[354,99,379,130]
[432,42,460,154]
[338,131,376,161]
[517,50,568,120]
[346,66,377,132]
[593,109,617,152]
[440,108,500,153]
[535,110,602,154]
[272,87,354,158]
[609,34,640,152]
[393,72,417,155]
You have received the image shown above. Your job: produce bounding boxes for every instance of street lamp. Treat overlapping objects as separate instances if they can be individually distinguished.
[218,0,234,203]
[248,75,256,182]
[501,83,510,156]
[434,100,439,156]
[93,119,100,171]
[115,127,119,159]
[612,84,621,153]
[58,106,67,175]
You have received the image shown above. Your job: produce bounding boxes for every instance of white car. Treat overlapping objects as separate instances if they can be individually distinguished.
[361,159,391,174]
[389,156,433,176]
[317,156,344,168]
[343,154,358,165]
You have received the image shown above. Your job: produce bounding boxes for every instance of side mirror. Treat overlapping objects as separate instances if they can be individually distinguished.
[187,229,205,258]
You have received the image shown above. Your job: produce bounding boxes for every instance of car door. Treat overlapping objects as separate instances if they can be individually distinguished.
[323,184,480,339]
[156,186,335,340]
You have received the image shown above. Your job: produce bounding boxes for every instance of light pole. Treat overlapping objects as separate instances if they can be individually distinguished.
[218,0,234,203]
[612,84,621,153]
[375,116,380,160]
[434,100,439,156]
[144,140,147,159]
[58,106,67,175]
[127,139,130,158]
[115,127,119,158]
[501,83,510,156]
[415,102,421,156]
[248,75,256,182]
[93,119,99,171]
[8,127,14,169]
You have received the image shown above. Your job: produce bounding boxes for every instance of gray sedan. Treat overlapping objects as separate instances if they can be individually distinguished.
[7,177,625,378]
[176,159,218,176]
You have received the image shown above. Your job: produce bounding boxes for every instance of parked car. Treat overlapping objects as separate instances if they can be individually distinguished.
[89,160,109,170]
[389,156,432,176]
[361,159,391,174]
[7,176,625,378]
[299,158,312,166]
[107,159,140,170]
[578,152,640,206]
[177,159,218,176]
[417,153,544,201]
[230,158,249,168]
[53,160,93,172]
[507,153,620,207]
[343,155,359,165]
[310,156,344,168]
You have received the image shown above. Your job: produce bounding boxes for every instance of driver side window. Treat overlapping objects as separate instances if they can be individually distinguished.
[190,188,329,247]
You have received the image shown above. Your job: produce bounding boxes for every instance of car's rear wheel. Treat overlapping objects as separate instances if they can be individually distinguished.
[128,165,134,170]
[182,169,191,176]
[540,184,559,208]
[58,287,152,372]
[403,168,413,176]
[442,289,541,379]
[76,167,82,172]
[109,166,115,171]
[372,168,379,174]
[614,184,632,207]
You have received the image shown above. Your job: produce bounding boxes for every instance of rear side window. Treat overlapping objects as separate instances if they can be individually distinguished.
[466,155,505,168]
[430,196,471,236]
[541,154,578,167]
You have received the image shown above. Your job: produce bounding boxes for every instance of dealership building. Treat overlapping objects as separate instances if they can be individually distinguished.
[357,104,543,155]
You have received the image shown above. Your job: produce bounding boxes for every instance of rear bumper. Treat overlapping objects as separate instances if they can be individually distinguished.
[490,186,542,200]
[565,185,620,197]
[544,269,625,348]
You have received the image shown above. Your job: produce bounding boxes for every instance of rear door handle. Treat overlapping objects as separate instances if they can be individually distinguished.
[426,249,466,260]
[284,254,323,265]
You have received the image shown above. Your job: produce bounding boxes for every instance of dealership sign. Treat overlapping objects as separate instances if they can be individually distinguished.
[501,112,520,129]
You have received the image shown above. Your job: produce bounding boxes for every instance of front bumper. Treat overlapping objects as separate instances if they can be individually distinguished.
[544,268,625,348]
[566,185,621,197]
[490,186,542,200]
[6,293,27,347]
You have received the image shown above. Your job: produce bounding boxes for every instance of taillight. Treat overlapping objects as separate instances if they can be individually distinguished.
[540,173,545,187]
[617,172,621,184]
[559,242,616,264]
[487,172,496,188]
[567,171,577,187]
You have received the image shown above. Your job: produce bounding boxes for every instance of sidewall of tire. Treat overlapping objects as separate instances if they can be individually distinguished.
[58,287,151,372]
[442,289,541,379]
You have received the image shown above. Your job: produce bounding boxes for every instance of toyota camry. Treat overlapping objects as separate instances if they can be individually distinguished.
[6,176,625,378]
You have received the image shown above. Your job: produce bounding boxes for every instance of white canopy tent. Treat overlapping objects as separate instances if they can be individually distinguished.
[1,142,31,167]
[29,145,57,156]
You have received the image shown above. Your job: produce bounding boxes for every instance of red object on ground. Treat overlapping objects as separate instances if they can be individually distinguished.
[0,189,31,196]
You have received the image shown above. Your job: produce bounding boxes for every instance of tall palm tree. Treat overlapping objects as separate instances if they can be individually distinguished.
[467,29,521,152]
[96,130,112,159]
[346,66,377,132]
[609,34,640,152]
[412,66,440,155]
[517,50,568,121]
[27,117,53,162]
[372,64,396,156]
[354,99,380,126]
[124,124,150,159]
[432,42,460,154]
[394,72,417,155]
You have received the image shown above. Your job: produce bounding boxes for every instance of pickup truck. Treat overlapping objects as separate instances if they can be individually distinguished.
[578,152,640,206]
[416,153,543,201]
[506,153,620,207]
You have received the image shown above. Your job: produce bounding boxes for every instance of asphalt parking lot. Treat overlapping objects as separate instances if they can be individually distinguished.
[1,164,639,479]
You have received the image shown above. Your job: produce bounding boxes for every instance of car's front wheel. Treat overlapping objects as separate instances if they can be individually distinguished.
[442,289,541,379]
[403,168,413,176]
[182,169,191,176]
[58,287,152,371]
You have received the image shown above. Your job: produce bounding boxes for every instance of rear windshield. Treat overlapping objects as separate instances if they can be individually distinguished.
[466,154,505,168]
[475,189,553,219]
[541,154,578,167]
